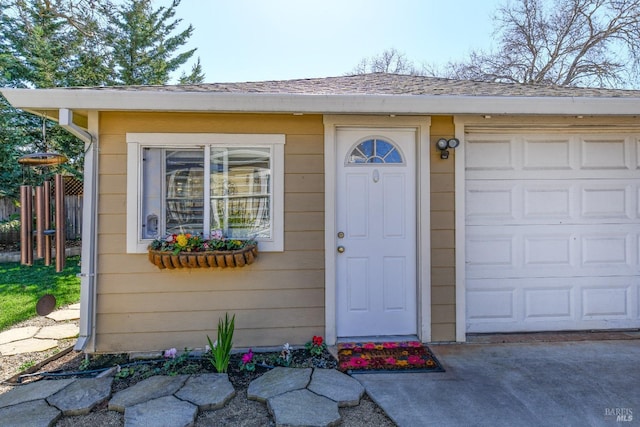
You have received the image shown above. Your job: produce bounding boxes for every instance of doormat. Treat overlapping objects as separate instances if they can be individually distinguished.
[337,341,445,374]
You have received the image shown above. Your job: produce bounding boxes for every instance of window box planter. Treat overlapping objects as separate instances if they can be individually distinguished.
[148,244,258,269]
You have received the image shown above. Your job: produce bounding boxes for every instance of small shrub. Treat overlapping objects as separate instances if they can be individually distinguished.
[207,313,235,373]
[305,335,327,356]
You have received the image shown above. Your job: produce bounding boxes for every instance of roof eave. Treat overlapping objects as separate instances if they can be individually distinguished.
[2,87,640,116]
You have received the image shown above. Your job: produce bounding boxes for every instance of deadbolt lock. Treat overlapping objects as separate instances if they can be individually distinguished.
[337,231,345,239]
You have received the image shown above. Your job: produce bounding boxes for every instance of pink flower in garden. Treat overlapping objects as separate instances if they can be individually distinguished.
[164,348,177,359]
[385,357,396,365]
[242,349,254,364]
[408,341,422,347]
[383,342,399,349]
[211,229,223,240]
[363,343,376,350]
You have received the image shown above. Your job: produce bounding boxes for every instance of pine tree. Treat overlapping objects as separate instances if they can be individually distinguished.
[109,0,196,85]
[179,57,205,84]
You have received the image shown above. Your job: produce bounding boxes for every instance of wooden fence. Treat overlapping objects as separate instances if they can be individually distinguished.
[0,196,83,242]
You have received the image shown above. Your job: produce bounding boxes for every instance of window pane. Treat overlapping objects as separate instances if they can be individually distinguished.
[210,147,271,239]
[165,149,204,235]
[347,138,404,165]
[141,148,162,239]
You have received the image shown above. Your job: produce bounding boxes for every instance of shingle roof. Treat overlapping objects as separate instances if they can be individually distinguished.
[93,73,640,98]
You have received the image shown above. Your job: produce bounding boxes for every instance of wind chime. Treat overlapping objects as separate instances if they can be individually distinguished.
[18,116,68,272]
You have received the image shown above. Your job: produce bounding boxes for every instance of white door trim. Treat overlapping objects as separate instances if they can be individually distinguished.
[453,116,467,342]
[323,115,432,345]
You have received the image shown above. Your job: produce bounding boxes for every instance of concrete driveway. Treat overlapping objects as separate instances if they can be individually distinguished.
[355,338,640,427]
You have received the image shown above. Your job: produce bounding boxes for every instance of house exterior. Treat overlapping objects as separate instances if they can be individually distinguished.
[2,73,639,354]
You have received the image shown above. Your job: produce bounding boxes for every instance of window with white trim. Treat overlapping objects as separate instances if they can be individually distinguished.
[127,133,285,253]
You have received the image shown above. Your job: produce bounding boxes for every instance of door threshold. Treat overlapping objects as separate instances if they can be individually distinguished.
[336,335,419,343]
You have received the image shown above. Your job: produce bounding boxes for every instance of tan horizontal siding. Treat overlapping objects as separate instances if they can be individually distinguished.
[285,173,324,193]
[283,212,324,231]
[285,231,324,251]
[98,269,324,294]
[98,307,324,334]
[285,193,324,212]
[285,135,324,154]
[285,154,323,173]
[96,289,324,314]
[430,115,457,342]
[100,175,127,195]
[93,112,326,352]
[97,327,320,352]
[98,194,126,215]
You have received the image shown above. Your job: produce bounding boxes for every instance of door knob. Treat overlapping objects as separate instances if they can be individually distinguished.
[337,246,345,253]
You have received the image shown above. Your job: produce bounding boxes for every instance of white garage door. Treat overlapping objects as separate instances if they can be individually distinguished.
[466,131,640,333]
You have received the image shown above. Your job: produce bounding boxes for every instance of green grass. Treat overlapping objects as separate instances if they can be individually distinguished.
[0,256,81,331]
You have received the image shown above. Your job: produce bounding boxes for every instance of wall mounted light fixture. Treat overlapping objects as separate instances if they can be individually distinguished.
[436,138,460,159]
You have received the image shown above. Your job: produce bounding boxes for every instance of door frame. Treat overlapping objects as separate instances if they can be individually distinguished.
[323,115,432,345]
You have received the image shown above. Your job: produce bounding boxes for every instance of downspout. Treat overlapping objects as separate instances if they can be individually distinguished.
[59,108,98,352]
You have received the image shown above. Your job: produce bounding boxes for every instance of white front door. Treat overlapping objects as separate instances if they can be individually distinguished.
[336,128,417,337]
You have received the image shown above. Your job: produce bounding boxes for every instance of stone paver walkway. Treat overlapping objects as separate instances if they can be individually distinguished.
[249,367,364,426]
[0,304,79,356]
[0,367,363,426]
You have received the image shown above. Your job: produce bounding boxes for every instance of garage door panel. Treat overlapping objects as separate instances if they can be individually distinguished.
[467,180,639,225]
[465,138,515,170]
[524,288,572,319]
[581,234,632,266]
[582,286,631,319]
[581,184,634,219]
[466,131,640,333]
[468,224,637,271]
[525,235,572,266]
[467,185,515,220]
[466,134,639,180]
[467,277,640,333]
[524,187,572,218]
[581,137,627,170]
[523,137,572,170]
[467,287,515,321]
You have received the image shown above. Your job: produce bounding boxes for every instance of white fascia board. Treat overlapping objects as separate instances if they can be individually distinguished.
[3,87,640,116]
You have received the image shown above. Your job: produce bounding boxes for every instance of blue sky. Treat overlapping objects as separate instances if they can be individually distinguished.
[170,0,502,83]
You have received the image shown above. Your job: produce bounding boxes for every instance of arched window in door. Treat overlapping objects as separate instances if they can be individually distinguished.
[346,137,404,165]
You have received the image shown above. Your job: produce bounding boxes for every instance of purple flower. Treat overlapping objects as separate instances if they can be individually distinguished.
[164,348,177,359]
[242,349,253,364]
